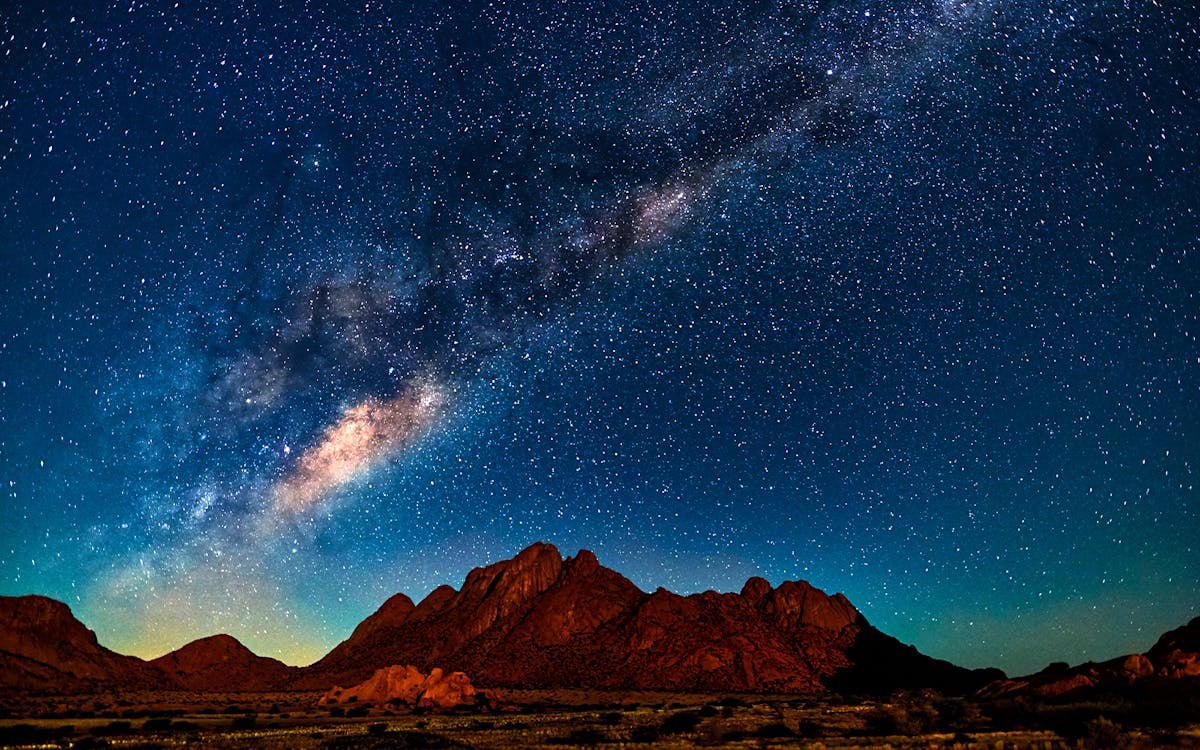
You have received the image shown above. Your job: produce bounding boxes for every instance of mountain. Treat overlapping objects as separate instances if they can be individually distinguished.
[979,616,1200,699]
[1,545,1011,695]
[295,542,1001,693]
[0,595,171,692]
[150,634,298,691]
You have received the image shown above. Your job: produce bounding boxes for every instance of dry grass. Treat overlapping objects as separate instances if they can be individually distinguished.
[1,690,1197,749]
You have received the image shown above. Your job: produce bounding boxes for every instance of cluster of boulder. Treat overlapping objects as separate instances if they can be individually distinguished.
[319,664,504,711]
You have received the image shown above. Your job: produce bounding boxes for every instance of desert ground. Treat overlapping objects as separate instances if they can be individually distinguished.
[2,689,1198,749]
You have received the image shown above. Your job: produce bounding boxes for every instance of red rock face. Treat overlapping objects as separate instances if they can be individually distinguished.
[0,595,171,692]
[296,542,991,694]
[150,634,297,691]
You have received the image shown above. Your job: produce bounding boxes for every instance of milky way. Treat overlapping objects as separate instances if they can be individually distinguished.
[1,0,1197,672]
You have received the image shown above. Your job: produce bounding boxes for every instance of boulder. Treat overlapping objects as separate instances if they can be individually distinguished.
[320,664,501,711]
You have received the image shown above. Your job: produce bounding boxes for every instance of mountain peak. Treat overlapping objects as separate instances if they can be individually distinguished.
[151,633,295,691]
[0,594,99,652]
[741,576,772,603]
[457,542,563,607]
[509,541,564,575]
[181,633,246,653]
[348,592,415,640]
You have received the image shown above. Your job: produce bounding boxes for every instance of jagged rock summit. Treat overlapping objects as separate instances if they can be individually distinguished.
[150,633,298,691]
[297,542,1000,694]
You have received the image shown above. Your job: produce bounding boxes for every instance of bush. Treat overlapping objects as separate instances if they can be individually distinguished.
[755,723,795,738]
[796,719,822,739]
[0,725,53,745]
[868,691,941,736]
[550,728,606,745]
[230,716,257,730]
[321,730,473,749]
[142,717,173,731]
[629,725,660,743]
[91,721,133,736]
[1085,716,1125,749]
[659,710,701,734]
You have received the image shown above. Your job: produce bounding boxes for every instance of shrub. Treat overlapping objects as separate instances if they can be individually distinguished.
[320,730,473,749]
[659,711,701,734]
[1084,716,1125,749]
[796,719,822,739]
[868,691,941,736]
[0,725,53,745]
[755,723,795,738]
[91,721,133,736]
[551,728,606,745]
[629,725,660,743]
[142,717,173,731]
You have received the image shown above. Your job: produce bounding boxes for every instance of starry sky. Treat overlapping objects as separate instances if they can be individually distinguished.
[1,0,1197,677]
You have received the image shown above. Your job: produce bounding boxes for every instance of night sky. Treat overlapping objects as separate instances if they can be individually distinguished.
[1,0,1197,677]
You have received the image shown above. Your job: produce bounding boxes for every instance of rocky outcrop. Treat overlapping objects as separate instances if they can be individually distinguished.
[319,664,503,711]
[296,542,998,694]
[0,595,171,692]
[1148,616,1200,679]
[978,616,1200,699]
[150,634,298,691]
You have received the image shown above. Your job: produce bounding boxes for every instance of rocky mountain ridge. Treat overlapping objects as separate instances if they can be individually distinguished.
[5,543,1188,697]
